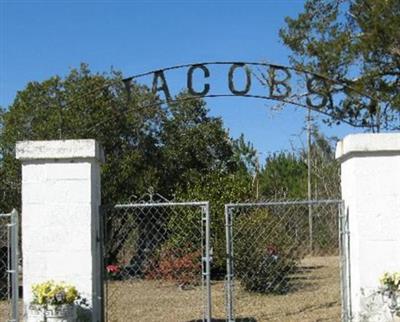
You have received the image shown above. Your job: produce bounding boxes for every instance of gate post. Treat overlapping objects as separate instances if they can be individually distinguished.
[16,140,104,321]
[336,133,400,321]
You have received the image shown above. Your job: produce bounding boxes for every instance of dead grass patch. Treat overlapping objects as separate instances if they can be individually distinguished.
[0,257,339,321]
[0,300,23,322]
[106,256,340,322]
[0,300,10,321]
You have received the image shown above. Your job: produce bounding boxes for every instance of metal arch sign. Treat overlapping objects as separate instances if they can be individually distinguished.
[122,61,379,129]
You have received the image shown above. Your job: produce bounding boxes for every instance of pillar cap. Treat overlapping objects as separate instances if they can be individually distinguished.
[336,133,400,161]
[16,139,105,163]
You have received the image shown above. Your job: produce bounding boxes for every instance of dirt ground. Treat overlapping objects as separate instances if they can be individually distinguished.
[105,256,341,322]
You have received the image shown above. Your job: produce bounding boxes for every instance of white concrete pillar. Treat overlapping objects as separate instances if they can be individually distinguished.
[16,140,104,321]
[336,133,400,321]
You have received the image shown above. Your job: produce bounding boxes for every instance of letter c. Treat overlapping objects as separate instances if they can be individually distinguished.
[187,64,210,96]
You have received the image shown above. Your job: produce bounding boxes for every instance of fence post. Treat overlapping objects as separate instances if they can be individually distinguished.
[10,209,19,322]
[16,140,104,322]
[203,202,212,322]
[225,205,234,322]
[336,133,400,321]
[338,202,351,321]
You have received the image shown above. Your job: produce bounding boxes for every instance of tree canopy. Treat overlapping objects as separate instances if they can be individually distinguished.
[280,0,400,131]
[0,64,250,212]
[258,129,339,200]
[0,63,343,214]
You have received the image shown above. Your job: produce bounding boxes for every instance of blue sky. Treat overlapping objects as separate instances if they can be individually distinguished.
[1,0,359,160]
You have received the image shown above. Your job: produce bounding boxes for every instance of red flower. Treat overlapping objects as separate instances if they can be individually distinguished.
[266,244,278,256]
[106,264,120,273]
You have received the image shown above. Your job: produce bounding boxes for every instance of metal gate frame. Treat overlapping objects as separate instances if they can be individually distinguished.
[103,201,212,322]
[225,199,350,322]
[0,209,19,322]
[339,204,352,321]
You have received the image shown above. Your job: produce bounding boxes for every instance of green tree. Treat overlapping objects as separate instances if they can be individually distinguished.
[258,129,339,201]
[0,107,17,212]
[159,92,236,195]
[0,65,244,211]
[259,152,308,200]
[258,132,339,255]
[305,128,340,199]
[231,133,258,176]
[280,0,400,130]
[176,170,253,276]
[1,65,255,272]
[0,64,165,211]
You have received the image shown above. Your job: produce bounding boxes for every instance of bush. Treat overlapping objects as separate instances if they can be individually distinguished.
[233,208,299,294]
[174,171,253,277]
[145,245,202,287]
[238,245,295,294]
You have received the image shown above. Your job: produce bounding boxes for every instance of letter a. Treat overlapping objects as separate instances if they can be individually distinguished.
[152,70,171,102]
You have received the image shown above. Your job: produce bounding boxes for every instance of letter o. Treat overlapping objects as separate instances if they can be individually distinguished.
[228,63,251,95]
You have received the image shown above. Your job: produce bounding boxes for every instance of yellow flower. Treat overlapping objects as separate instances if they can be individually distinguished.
[380,271,400,291]
[31,280,79,306]
[393,272,400,286]
[65,286,78,304]
[380,272,390,286]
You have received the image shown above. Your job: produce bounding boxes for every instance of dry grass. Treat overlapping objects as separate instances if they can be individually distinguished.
[0,257,340,322]
[106,256,341,322]
[106,279,204,322]
[0,256,339,321]
[0,299,23,322]
[226,256,341,322]
[0,300,11,322]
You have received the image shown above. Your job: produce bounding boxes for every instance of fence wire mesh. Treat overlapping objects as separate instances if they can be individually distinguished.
[0,210,19,322]
[225,200,344,322]
[103,198,211,322]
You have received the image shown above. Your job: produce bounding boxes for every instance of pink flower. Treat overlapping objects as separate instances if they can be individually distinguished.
[106,264,120,273]
[266,244,278,256]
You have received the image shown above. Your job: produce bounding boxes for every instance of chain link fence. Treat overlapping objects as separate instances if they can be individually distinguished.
[0,209,19,322]
[101,196,349,321]
[225,200,345,322]
[102,195,211,322]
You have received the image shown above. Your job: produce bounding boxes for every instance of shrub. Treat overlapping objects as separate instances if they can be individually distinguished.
[233,208,299,294]
[174,171,253,277]
[237,244,296,294]
[145,245,202,287]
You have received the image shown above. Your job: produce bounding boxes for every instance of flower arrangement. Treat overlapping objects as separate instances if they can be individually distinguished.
[31,280,79,306]
[29,281,81,322]
[379,272,400,317]
[380,272,400,293]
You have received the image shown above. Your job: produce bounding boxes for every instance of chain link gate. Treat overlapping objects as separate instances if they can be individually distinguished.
[0,209,19,322]
[225,200,348,322]
[102,195,211,322]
